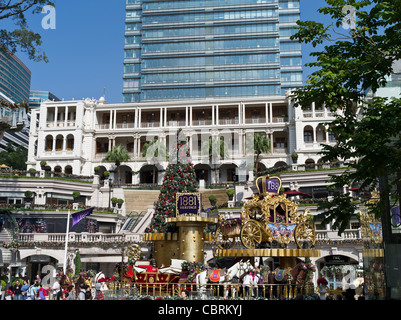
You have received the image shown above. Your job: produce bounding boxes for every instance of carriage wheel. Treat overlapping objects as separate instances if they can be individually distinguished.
[214,226,236,249]
[294,220,316,249]
[240,220,262,249]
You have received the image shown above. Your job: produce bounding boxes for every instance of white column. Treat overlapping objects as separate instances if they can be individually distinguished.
[216,105,219,125]
[265,103,269,124]
[185,106,189,127]
[238,104,241,125]
[190,106,193,126]
[269,103,273,124]
[65,106,69,127]
[212,105,215,125]
[109,110,113,129]
[55,106,58,127]
[164,107,167,127]
[160,107,163,127]
[113,109,117,129]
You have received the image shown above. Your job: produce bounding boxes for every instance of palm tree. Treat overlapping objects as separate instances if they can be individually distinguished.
[142,139,167,187]
[246,132,271,173]
[201,136,228,184]
[103,145,131,186]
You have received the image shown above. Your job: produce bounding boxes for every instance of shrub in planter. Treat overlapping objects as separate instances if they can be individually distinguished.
[291,152,298,163]
[94,166,100,175]
[103,171,110,179]
[40,160,47,169]
[72,191,81,202]
[226,188,235,200]
[116,198,124,208]
[111,197,118,207]
[209,194,217,206]
[24,190,34,202]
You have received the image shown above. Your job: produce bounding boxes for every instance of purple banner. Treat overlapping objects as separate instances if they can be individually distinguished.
[72,207,94,227]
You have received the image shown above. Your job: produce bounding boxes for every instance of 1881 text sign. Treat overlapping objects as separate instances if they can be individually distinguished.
[176,193,201,216]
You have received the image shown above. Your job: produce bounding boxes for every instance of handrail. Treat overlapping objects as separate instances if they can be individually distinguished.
[101,281,313,300]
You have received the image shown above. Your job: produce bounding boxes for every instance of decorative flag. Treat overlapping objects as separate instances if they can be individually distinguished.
[391,206,401,227]
[72,207,94,227]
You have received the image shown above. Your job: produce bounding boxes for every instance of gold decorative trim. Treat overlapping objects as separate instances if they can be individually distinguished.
[215,248,321,258]
[143,233,178,241]
[362,249,384,257]
[166,216,218,224]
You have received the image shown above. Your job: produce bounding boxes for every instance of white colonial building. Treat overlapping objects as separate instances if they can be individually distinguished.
[0,94,368,295]
[26,94,337,185]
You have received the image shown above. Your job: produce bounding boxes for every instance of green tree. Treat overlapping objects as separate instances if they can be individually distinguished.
[74,251,82,276]
[201,136,228,184]
[142,139,167,187]
[291,0,401,234]
[0,142,28,170]
[245,132,271,173]
[0,0,54,62]
[102,145,131,186]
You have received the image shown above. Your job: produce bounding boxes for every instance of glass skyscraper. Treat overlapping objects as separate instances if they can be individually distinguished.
[0,48,31,103]
[123,0,302,103]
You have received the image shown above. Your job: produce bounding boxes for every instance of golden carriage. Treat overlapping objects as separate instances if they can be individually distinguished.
[214,175,316,250]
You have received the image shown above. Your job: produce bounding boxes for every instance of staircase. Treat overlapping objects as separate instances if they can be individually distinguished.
[123,190,160,213]
[123,189,229,215]
[200,189,229,208]
[0,229,13,265]
[0,229,13,243]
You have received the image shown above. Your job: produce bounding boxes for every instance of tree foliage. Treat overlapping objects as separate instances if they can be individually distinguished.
[103,145,131,185]
[0,142,28,170]
[291,0,401,234]
[0,0,54,61]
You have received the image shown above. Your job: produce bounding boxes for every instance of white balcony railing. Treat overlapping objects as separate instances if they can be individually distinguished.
[19,232,142,244]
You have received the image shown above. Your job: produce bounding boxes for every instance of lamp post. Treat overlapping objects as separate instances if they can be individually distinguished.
[108,178,112,211]
[233,174,237,204]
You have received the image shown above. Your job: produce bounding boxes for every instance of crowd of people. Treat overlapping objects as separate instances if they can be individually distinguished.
[1,269,106,300]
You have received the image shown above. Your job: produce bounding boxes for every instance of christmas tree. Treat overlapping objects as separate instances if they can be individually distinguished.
[145,129,199,233]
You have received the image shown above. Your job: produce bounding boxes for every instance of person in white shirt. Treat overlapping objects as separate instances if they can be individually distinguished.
[52,278,61,300]
[242,272,253,297]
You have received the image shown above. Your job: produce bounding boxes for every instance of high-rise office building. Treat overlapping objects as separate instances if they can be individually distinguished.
[0,48,31,152]
[123,0,302,103]
[29,90,60,109]
[0,48,31,103]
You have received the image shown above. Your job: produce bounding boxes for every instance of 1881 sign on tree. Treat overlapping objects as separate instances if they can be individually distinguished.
[176,193,201,216]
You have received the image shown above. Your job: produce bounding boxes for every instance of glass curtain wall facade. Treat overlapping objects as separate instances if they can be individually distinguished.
[123,0,302,102]
[0,48,31,103]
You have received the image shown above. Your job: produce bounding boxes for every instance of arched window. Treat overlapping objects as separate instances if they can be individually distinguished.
[304,126,314,143]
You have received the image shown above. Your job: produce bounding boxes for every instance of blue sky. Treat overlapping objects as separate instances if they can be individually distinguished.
[11,0,330,104]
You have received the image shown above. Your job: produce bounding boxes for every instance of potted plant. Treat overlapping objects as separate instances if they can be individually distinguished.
[28,168,36,176]
[103,171,110,179]
[291,152,298,163]
[94,166,100,175]
[111,197,118,207]
[209,194,217,207]
[40,160,47,170]
[24,190,34,202]
[116,198,124,209]
[226,188,235,201]
[72,191,81,202]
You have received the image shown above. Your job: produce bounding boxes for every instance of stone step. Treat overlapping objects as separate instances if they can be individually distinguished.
[123,189,230,214]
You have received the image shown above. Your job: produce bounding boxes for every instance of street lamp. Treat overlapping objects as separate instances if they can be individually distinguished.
[108,178,112,211]
[232,174,238,204]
